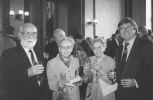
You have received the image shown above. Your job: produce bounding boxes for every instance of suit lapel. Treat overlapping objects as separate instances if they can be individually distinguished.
[116,45,123,76]
[123,37,139,73]
[17,45,31,69]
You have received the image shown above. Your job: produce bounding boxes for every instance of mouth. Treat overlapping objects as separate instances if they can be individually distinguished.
[27,40,34,42]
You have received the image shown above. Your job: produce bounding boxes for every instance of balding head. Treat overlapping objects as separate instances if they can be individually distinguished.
[18,23,38,49]
[53,28,66,44]
[19,23,37,33]
[138,26,148,38]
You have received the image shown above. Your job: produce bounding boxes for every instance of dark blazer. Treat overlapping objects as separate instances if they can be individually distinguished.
[105,39,119,58]
[115,37,153,100]
[0,44,45,100]
[81,40,94,57]
[45,40,59,60]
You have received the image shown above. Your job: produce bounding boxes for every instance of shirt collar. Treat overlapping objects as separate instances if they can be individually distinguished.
[123,36,136,46]
[22,46,34,53]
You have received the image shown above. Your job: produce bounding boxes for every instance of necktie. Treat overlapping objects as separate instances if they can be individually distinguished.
[29,50,41,85]
[121,43,129,62]
[29,50,37,65]
[121,43,129,71]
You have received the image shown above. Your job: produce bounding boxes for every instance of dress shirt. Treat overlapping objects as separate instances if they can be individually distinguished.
[122,36,136,61]
[122,36,139,88]
[115,39,119,46]
[23,47,38,66]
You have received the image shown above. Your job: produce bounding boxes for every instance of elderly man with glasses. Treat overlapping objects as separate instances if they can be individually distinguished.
[0,23,45,100]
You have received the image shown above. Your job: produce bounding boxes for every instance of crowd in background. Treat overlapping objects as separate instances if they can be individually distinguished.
[0,17,153,100]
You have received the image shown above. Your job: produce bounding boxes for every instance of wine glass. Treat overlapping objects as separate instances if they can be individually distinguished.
[36,61,44,86]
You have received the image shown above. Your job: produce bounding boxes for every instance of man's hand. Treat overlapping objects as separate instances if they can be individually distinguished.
[121,78,136,88]
[27,64,44,77]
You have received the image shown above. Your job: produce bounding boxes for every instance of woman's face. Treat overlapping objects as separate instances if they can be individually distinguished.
[59,40,73,58]
[92,41,106,57]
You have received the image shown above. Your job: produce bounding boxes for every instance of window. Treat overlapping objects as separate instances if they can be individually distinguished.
[146,0,152,29]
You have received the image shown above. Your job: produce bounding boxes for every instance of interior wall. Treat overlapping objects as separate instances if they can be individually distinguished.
[132,0,146,27]
[85,0,125,39]
[57,1,68,34]
[10,0,24,36]
[68,0,82,36]
[0,0,2,30]
[85,0,93,38]
[2,0,10,33]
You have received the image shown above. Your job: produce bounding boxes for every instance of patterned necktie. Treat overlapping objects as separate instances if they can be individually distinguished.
[29,50,41,86]
[121,43,129,72]
[121,43,129,62]
[29,50,37,65]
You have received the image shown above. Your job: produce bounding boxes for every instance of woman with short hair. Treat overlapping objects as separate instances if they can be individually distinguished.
[84,37,116,100]
[47,36,80,100]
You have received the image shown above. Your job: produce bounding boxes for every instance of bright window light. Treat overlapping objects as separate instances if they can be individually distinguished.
[146,0,152,29]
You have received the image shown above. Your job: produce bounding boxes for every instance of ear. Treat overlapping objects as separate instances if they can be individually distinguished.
[18,32,22,39]
[58,47,61,52]
[132,27,137,34]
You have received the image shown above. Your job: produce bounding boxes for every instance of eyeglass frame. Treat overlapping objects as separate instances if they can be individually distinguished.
[59,46,73,50]
[20,32,38,38]
[118,25,133,32]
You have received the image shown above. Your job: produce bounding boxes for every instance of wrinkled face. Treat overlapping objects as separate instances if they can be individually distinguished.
[92,41,106,57]
[118,23,136,42]
[59,40,73,58]
[19,27,37,49]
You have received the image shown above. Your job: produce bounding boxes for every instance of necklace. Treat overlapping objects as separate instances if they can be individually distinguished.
[59,55,71,67]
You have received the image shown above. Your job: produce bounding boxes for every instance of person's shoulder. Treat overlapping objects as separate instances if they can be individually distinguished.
[2,46,17,54]
[47,56,59,65]
[104,55,115,63]
[137,37,153,46]
[50,40,57,46]
[71,55,79,61]
[1,46,18,59]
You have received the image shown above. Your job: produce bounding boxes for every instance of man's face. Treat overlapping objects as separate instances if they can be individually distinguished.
[19,27,37,49]
[119,23,136,42]
[54,32,65,44]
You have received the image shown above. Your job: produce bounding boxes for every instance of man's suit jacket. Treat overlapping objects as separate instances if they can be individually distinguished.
[105,39,119,58]
[0,44,45,100]
[45,40,59,60]
[115,37,153,100]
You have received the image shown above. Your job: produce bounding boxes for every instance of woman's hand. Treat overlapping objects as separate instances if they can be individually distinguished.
[58,80,66,88]
[107,71,116,83]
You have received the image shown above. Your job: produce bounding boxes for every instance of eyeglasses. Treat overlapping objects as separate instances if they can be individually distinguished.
[119,25,132,32]
[92,46,104,50]
[60,46,73,50]
[21,32,37,38]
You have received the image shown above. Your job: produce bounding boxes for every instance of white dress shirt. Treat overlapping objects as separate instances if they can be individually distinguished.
[23,48,38,66]
[122,36,139,88]
[122,36,136,61]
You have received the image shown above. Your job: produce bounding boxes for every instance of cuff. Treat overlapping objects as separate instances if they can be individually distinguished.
[135,79,139,88]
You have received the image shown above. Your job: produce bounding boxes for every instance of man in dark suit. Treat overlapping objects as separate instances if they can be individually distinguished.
[105,30,122,58]
[115,17,153,100]
[45,28,66,60]
[0,23,45,100]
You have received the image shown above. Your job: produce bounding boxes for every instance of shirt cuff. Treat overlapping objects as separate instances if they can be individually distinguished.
[135,79,139,88]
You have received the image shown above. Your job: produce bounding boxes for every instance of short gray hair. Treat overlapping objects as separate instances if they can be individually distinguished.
[58,36,75,47]
[92,37,107,48]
